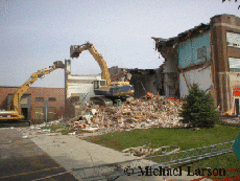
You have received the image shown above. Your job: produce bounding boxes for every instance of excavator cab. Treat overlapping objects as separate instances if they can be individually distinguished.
[93,80,107,90]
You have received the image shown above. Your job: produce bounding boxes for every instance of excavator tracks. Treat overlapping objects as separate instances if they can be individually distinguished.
[0,120,31,128]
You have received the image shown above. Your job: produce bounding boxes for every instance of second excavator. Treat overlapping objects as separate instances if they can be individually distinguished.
[0,61,65,125]
[70,42,134,106]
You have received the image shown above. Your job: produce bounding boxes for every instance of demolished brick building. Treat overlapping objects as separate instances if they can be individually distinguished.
[153,14,240,114]
[108,66,164,98]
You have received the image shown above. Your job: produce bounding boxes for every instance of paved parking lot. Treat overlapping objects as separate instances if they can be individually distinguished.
[0,128,77,181]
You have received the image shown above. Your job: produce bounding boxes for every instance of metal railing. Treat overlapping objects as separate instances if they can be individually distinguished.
[72,140,235,181]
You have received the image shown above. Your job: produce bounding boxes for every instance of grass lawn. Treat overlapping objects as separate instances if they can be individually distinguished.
[85,125,240,179]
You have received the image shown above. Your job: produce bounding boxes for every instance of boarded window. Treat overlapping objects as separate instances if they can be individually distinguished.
[48,107,56,120]
[197,46,207,59]
[35,107,44,120]
[229,57,240,72]
[20,97,28,104]
[227,32,240,48]
[48,97,56,101]
[35,97,44,102]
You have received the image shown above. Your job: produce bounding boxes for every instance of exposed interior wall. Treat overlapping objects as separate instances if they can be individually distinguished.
[156,65,165,95]
[178,32,211,68]
[66,74,101,99]
[179,66,213,98]
[177,31,213,98]
[162,48,178,97]
[108,66,132,82]
[130,70,158,98]
[108,66,163,98]
[164,73,178,97]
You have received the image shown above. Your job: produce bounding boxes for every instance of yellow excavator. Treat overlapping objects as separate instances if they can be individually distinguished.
[0,61,65,124]
[70,42,134,105]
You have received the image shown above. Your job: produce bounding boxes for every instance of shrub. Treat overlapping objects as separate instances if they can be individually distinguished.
[179,83,220,128]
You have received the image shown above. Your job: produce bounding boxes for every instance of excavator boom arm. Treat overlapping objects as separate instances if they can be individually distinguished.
[70,42,111,85]
[12,61,64,116]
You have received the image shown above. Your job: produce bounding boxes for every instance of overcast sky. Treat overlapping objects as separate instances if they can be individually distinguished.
[0,0,238,88]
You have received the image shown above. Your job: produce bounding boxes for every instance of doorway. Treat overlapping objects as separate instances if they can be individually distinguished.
[235,98,239,115]
[21,108,28,120]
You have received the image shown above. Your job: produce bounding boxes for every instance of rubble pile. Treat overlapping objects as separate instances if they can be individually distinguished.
[66,96,186,133]
[221,117,240,125]
[121,142,180,157]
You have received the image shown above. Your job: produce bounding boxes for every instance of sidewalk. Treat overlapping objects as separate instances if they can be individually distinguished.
[19,127,211,181]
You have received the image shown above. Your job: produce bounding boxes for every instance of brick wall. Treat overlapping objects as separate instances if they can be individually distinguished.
[0,86,64,121]
[210,14,240,112]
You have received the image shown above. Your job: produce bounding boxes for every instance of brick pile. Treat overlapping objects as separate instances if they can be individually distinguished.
[66,96,187,133]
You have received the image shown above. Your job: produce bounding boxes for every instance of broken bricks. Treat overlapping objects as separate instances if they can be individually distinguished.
[66,95,187,133]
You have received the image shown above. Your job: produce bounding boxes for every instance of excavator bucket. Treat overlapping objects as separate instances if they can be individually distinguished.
[53,61,65,69]
[70,45,80,58]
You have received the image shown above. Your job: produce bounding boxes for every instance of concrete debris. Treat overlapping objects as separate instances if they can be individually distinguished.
[91,109,97,115]
[66,96,187,133]
[42,129,51,132]
[29,119,63,129]
[221,117,240,124]
[222,108,234,116]
[82,127,99,133]
[121,143,180,157]
[68,132,76,135]
[190,127,201,131]
[55,128,65,132]
[46,133,60,136]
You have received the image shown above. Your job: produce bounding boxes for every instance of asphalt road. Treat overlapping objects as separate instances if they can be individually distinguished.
[0,128,78,181]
